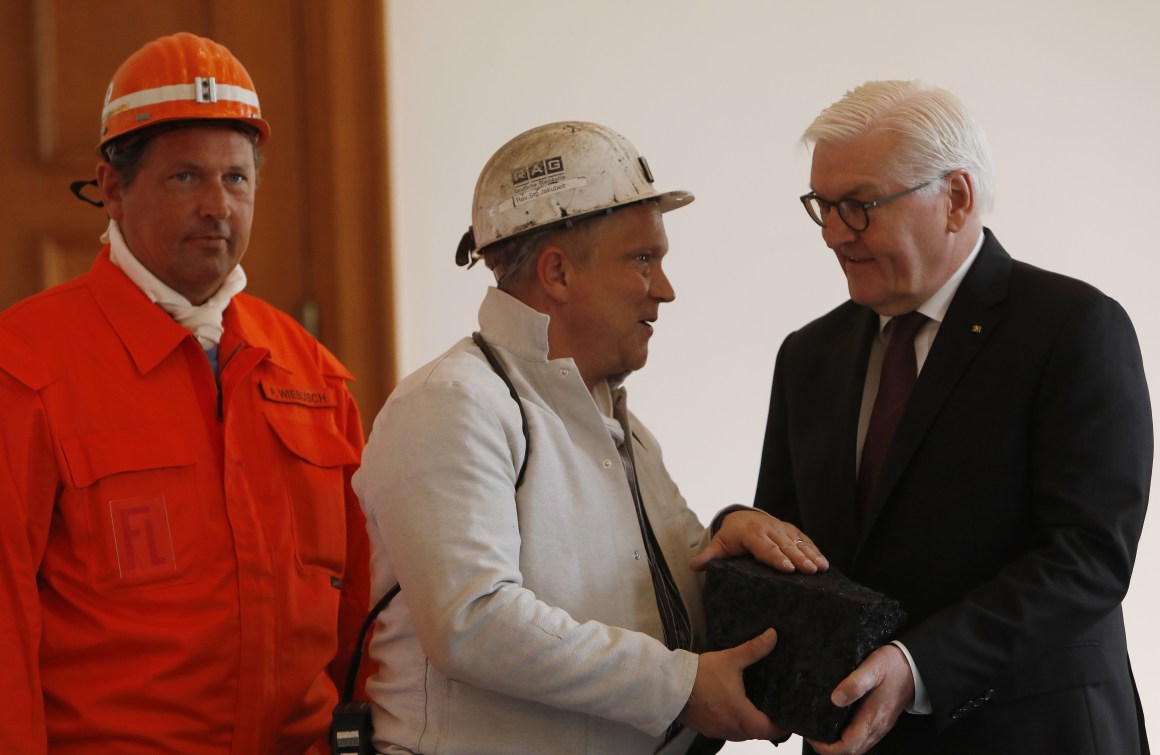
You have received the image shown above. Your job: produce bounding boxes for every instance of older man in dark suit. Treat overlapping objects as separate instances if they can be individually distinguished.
[755,80,1151,754]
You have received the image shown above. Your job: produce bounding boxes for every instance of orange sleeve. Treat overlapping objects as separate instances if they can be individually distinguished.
[0,366,56,754]
[326,384,375,702]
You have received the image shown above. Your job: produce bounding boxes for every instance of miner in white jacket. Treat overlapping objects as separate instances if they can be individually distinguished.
[354,122,827,755]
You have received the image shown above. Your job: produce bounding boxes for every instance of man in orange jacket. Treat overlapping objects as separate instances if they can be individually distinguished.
[0,33,370,754]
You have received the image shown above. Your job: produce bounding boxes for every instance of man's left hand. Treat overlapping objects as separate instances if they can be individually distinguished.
[807,644,914,755]
[690,510,828,574]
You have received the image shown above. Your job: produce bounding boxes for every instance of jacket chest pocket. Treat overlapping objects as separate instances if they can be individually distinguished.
[57,425,203,592]
[263,411,359,576]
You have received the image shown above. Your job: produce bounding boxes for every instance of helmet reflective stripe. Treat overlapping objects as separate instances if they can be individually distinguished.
[102,80,261,123]
[96,33,270,152]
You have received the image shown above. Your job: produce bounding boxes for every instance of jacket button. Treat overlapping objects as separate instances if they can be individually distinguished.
[602,459,613,469]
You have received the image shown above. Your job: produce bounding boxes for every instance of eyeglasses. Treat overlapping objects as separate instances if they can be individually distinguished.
[800,177,938,232]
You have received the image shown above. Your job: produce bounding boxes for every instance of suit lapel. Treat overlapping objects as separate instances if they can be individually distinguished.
[814,305,879,565]
[857,231,1013,548]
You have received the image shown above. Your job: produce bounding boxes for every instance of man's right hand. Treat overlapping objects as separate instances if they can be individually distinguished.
[677,628,786,741]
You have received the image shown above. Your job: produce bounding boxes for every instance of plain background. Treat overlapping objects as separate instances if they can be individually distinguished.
[385,2,1158,751]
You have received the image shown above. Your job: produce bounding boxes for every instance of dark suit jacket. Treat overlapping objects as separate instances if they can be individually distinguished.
[754,230,1152,754]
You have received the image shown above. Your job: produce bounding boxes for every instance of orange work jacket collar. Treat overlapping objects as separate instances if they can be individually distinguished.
[88,246,354,382]
[88,247,191,376]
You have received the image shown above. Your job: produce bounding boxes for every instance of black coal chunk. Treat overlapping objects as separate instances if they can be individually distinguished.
[703,557,906,743]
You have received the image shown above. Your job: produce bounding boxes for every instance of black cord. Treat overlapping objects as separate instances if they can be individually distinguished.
[339,331,531,704]
[472,331,530,488]
[340,583,400,704]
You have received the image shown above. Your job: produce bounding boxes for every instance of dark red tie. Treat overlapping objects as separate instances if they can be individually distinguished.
[857,311,928,520]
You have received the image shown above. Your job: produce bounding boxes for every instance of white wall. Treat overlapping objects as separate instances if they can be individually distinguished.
[386,1,1159,750]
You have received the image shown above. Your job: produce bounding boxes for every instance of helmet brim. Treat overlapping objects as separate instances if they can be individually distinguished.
[472,188,694,259]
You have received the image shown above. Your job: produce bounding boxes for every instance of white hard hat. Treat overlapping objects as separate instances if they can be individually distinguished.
[456,121,694,266]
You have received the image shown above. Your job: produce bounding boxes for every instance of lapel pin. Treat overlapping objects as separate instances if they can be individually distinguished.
[970,324,983,334]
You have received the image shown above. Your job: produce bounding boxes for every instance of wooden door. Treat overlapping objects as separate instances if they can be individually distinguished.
[0,0,396,424]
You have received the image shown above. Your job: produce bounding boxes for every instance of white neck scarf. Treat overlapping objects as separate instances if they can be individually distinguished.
[106,220,247,349]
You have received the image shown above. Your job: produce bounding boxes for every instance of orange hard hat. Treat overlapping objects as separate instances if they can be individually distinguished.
[98,32,270,153]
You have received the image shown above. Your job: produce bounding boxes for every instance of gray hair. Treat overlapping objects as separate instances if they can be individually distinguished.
[803,80,995,215]
[480,218,599,293]
[481,226,564,292]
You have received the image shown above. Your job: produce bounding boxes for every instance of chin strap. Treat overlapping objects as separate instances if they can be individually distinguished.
[70,179,104,208]
[455,225,479,268]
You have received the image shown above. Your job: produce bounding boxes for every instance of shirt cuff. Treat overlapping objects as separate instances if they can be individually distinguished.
[891,640,932,715]
[709,504,756,535]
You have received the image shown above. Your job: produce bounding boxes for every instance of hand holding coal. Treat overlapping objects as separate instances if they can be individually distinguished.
[703,556,907,742]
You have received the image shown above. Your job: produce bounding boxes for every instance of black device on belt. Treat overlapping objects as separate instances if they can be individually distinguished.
[329,332,529,754]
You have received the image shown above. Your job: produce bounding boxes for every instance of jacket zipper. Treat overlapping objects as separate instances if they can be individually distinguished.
[216,342,245,420]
